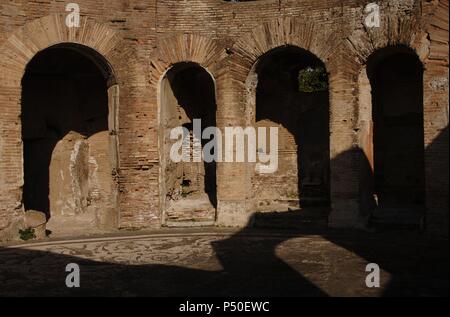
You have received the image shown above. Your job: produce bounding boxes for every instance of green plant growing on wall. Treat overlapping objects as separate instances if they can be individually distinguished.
[19,227,36,241]
[298,66,328,93]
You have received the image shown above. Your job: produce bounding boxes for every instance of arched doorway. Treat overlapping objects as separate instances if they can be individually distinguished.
[249,45,331,224]
[366,46,425,225]
[159,62,217,226]
[21,43,119,236]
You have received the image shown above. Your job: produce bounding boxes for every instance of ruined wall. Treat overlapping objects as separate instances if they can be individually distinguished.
[345,0,449,232]
[0,0,158,236]
[0,0,448,238]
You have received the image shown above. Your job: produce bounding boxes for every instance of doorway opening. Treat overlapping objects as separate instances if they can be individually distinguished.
[22,43,118,235]
[250,45,331,226]
[367,46,425,225]
[159,62,217,225]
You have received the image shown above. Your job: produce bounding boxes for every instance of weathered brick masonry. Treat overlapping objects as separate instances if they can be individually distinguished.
[0,0,448,239]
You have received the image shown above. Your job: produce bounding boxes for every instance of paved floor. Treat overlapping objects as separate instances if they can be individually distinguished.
[0,228,448,297]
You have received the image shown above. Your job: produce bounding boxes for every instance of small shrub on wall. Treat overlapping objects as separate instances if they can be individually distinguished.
[298,66,328,93]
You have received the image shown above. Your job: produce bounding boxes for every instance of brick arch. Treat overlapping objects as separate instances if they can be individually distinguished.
[339,10,426,228]
[343,2,430,74]
[150,34,227,224]
[0,14,128,234]
[0,14,123,87]
[149,34,227,134]
[228,17,343,133]
[149,33,228,86]
[345,1,449,232]
[230,17,342,81]
[211,17,342,227]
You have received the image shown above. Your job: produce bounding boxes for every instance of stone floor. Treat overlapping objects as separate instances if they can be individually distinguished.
[0,227,448,297]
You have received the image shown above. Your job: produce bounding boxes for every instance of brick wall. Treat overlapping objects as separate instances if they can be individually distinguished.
[0,0,448,237]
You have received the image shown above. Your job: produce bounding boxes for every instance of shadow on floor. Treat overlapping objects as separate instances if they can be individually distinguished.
[0,218,448,297]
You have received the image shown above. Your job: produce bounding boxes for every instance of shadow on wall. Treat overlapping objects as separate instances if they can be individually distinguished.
[254,46,330,209]
[368,48,426,210]
[422,125,449,233]
[0,127,447,297]
[166,63,218,208]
